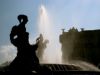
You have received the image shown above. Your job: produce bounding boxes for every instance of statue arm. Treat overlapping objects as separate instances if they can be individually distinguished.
[10,26,18,46]
[31,37,40,51]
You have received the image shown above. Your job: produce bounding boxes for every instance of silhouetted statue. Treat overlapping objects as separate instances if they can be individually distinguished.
[37,34,49,62]
[10,15,29,47]
[9,14,40,74]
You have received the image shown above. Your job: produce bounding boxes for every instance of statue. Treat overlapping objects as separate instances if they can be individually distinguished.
[9,14,40,74]
[36,34,49,62]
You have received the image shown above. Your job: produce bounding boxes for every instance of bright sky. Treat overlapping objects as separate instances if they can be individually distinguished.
[0,0,100,64]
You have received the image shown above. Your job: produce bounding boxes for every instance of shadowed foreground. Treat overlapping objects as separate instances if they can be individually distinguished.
[0,15,99,74]
[0,64,99,75]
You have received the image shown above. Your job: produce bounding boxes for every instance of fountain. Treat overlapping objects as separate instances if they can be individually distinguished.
[37,5,61,64]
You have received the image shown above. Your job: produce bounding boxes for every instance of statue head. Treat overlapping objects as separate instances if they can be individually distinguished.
[18,14,28,24]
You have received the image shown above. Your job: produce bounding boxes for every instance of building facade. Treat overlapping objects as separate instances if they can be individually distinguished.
[60,27,100,66]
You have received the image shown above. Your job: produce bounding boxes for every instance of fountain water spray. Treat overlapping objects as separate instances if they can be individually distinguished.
[37,5,61,64]
[37,5,100,71]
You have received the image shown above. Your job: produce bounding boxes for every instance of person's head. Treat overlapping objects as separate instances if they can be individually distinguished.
[18,14,28,24]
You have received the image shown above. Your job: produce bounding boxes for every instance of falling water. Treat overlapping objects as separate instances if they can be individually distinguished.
[38,5,61,64]
[37,5,100,71]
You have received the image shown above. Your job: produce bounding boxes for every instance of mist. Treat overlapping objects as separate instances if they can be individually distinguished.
[37,5,61,64]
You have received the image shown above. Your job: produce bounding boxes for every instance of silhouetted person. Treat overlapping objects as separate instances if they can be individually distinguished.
[9,14,40,74]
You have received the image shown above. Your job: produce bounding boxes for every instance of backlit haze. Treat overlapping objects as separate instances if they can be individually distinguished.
[0,0,100,65]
